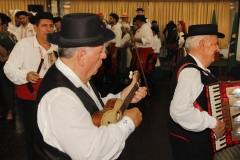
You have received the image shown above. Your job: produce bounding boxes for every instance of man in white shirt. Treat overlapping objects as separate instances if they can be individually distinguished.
[105,13,122,91]
[117,13,130,28]
[132,15,153,74]
[132,15,157,92]
[151,26,162,78]
[15,11,35,39]
[53,17,62,32]
[168,24,226,160]
[4,12,56,160]
[33,13,147,160]
[108,13,122,75]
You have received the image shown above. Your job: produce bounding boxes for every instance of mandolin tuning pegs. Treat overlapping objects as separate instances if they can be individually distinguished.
[129,71,133,79]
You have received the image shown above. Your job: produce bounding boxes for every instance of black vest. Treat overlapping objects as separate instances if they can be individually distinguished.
[168,54,217,144]
[33,64,104,160]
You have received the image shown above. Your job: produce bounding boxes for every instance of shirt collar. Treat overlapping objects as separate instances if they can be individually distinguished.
[33,35,58,51]
[188,53,210,72]
[55,58,89,88]
[21,22,31,28]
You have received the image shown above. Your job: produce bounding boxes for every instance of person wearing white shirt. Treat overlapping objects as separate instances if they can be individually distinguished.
[32,13,147,160]
[130,8,151,27]
[119,23,132,83]
[109,13,122,52]
[117,13,130,28]
[168,24,226,160]
[151,26,162,79]
[132,15,153,76]
[4,12,56,160]
[107,13,122,89]
[15,11,35,39]
[170,20,187,78]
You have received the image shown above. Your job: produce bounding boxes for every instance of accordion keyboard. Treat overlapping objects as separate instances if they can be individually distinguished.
[208,84,227,151]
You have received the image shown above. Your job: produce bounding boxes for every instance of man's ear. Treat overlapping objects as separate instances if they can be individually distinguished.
[77,49,86,67]
[199,39,205,52]
[33,24,37,32]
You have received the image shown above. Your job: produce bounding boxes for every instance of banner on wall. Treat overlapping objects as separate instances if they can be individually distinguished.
[227,12,239,72]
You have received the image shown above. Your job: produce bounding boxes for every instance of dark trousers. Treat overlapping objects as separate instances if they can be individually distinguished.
[17,97,36,160]
[169,133,213,160]
[0,68,15,111]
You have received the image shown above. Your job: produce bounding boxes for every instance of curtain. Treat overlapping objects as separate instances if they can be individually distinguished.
[0,0,47,19]
[70,0,230,48]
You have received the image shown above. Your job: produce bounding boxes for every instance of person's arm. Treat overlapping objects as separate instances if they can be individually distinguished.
[38,87,138,160]
[140,25,152,45]
[3,41,30,84]
[170,68,217,132]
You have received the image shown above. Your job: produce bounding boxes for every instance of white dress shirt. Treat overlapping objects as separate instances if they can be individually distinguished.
[178,32,185,48]
[121,33,132,67]
[37,58,135,160]
[134,23,153,48]
[152,35,161,53]
[110,24,122,48]
[4,36,58,85]
[170,53,217,132]
[15,23,35,39]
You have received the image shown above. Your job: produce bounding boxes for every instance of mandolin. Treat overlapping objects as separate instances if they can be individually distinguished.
[92,71,140,127]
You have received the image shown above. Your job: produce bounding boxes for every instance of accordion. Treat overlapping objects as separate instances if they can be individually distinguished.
[206,81,240,152]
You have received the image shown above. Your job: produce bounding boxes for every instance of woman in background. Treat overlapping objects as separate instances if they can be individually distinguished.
[170,20,187,77]
[119,24,132,84]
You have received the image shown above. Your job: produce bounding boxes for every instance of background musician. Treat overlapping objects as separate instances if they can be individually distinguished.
[167,24,226,160]
[15,11,35,39]
[0,13,17,124]
[33,13,146,159]
[4,12,57,159]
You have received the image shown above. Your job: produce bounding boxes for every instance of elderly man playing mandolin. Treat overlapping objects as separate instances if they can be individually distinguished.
[33,13,147,160]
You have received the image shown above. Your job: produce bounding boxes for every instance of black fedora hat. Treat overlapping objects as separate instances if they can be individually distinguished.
[0,13,11,23]
[182,24,225,38]
[47,13,115,47]
[29,12,54,24]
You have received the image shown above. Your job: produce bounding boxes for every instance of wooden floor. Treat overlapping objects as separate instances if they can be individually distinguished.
[0,60,240,159]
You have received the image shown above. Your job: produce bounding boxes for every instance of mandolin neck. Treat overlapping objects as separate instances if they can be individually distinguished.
[120,83,139,113]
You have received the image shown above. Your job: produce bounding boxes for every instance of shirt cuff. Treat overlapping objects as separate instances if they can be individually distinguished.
[114,92,121,98]
[209,116,217,129]
[117,116,135,139]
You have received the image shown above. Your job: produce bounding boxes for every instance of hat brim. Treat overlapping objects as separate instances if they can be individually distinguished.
[47,28,115,47]
[29,16,54,24]
[182,32,225,38]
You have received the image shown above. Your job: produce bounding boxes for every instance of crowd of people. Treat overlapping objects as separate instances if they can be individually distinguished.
[0,7,229,160]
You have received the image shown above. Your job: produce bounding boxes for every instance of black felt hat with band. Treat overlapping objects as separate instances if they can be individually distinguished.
[29,12,54,24]
[47,13,115,47]
[182,24,225,38]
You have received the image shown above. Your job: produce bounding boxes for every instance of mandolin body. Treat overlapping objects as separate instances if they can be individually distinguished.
[92,98,126,127]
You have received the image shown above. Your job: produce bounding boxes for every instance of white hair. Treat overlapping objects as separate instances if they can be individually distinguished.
[185,35,213,50]
[58,46,92,58]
